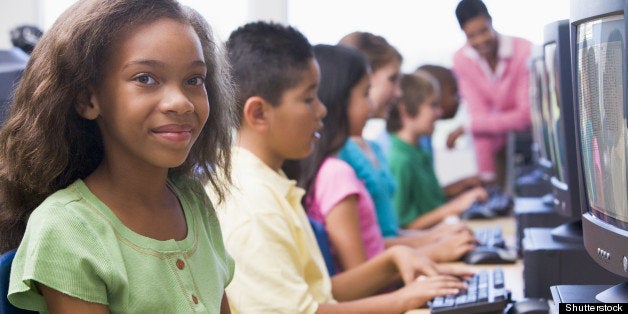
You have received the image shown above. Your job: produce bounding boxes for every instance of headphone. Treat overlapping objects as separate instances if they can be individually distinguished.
[10,25,43,54]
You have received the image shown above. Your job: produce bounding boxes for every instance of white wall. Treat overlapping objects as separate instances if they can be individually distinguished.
[289,0,570,71]
[0,0,41,49]
[1,0,569,69]
[0,0,572,185]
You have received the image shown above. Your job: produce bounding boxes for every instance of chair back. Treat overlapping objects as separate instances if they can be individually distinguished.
[307,217,336,276]
[1,249,36,314]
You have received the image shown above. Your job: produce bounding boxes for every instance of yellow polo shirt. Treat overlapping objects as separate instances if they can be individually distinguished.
[210,147,335,314]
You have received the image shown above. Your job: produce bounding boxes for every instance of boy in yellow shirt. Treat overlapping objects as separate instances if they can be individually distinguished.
[210,21,471,313]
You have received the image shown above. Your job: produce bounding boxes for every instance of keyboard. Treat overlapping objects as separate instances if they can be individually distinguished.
[461,193,514,220]
[474,227,505,248]
[429,267,511,314]
[462,227,518,264]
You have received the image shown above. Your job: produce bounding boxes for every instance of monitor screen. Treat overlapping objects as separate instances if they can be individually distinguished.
[529,54,553,170]
[576,15,627,229]
[545,42,567,184]
[572,0,628,300]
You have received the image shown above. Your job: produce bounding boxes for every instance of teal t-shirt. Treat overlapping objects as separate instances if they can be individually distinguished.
[338,138,399,238]
[388,135,447,228]
[9,176,234,313]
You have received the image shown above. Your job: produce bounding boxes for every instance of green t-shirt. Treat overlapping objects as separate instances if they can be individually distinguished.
[388,135,447,228]
[9,176,234,313]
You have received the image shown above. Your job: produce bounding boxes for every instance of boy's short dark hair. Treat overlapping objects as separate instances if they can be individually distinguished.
[455,0,492,29]
[386,71,437,133]
[226,21,314,127]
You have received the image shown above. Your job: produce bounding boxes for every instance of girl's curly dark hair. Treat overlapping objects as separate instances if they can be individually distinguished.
[0,0,236,253]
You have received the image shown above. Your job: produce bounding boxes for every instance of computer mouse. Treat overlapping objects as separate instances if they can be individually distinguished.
[461,203,496,219]
[506,298,550,314]
[490,195,514,216]
[463,247,518,264]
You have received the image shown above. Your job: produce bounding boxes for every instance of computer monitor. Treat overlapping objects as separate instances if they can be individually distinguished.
[529,48,554,176]
[571,0,628,302]
[543,19,584,242]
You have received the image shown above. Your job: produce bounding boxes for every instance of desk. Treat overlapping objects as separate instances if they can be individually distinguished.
[406,216,524,314]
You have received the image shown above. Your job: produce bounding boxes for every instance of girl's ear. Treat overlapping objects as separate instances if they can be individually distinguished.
[242,96,270,130]
[75,88,100,120]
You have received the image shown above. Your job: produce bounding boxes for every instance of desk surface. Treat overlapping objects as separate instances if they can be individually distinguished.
[406,216,524,314]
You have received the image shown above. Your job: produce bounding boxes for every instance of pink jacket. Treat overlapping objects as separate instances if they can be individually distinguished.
[452,34,533,176]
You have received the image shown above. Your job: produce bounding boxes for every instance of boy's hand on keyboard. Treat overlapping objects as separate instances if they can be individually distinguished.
[388,245,439,285]
[397,275,468,309]
[435,264,476,281]
[418,230,477,262]
[425,219,473,242]
[449,187,490,215]
[465,187,489,203]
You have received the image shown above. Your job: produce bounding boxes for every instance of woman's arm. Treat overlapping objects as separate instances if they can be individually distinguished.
[39,283,110,314]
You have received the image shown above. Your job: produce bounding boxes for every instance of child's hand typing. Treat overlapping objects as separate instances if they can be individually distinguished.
[450,186,489,215]
[388,245,440,285]
[418,230,477,262]
[395,274,468,309]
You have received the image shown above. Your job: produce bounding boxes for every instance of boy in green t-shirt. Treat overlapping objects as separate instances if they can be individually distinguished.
[388,72,488,230]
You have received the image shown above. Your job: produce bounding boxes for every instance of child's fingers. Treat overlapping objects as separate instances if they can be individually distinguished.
[409,276,468,299]
[420,262,439,277]
[437,264,476,278]
[415,275,467,288]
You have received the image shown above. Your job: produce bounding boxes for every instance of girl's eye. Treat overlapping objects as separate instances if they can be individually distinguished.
[135,74,156,85]
[188,76,205,86]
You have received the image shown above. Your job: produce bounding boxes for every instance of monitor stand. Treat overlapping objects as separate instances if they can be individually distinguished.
[550,220,583,244]
[550,284,628,313]
[522,227,625,298]
[551,284,610,304]
[514,196,572,253]
[514,169,552,197]
[596,282,628,303]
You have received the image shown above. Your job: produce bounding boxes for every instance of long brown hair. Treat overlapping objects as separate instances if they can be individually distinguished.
[0,0,236,253]
[338,31,402,72]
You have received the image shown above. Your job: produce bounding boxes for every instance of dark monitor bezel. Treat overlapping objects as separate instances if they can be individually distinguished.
[543,19,584,222]
[570,0,628,281]
[529,52,555,176]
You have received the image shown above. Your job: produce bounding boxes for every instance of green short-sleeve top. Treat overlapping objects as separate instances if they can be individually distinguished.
[389,135,447,227]
[8,176,234,313]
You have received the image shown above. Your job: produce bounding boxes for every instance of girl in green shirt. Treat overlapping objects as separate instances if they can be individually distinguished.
[0,1,236,312]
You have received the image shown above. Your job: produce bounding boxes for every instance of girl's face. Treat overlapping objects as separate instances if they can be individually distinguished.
[83,18,209,171]
[347,74,373,136]
[462,15,498,61]
[369,59,402,119]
